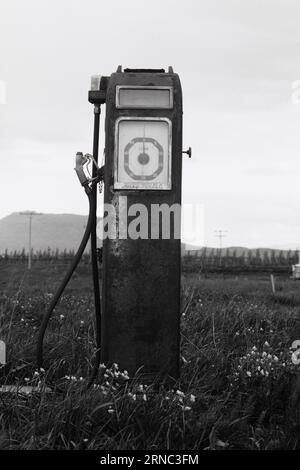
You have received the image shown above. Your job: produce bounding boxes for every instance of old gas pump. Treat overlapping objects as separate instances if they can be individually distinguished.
[95,66,185,381]
[37,66,189,384]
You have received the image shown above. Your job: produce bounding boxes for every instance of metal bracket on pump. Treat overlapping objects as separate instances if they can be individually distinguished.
[75,74,108,189]
[88,75,108,106]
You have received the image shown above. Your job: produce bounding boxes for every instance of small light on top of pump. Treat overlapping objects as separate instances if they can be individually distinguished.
[91,75,102,91]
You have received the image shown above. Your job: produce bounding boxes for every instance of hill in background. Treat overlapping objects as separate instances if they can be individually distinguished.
[0,212,93,253]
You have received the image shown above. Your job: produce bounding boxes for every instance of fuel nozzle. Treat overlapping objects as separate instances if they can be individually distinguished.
[75,152,89,187]
[75,152,105,189]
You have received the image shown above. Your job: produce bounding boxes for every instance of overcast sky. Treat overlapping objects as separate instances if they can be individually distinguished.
[0,0,300,248]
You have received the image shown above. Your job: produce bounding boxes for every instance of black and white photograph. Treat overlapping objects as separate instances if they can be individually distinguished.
[0,0,300,456]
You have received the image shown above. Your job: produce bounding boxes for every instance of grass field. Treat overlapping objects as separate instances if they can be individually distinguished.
[0,261,300,450]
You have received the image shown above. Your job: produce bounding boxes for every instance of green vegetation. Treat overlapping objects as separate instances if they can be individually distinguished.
[0,261,299,450]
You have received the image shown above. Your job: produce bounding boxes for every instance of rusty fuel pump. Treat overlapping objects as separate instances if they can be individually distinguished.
[37,66,189,384]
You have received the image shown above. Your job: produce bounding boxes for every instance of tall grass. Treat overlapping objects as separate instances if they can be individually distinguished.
[0,265,299,450]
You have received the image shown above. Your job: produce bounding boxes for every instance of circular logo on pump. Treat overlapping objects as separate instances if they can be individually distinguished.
[124,137,164,181]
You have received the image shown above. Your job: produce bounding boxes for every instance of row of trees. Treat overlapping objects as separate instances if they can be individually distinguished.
[0,248,91,263]
[1,247,299,269]
[184,248,299,268]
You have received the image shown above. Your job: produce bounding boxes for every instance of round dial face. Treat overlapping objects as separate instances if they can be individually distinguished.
[115,118,172,190]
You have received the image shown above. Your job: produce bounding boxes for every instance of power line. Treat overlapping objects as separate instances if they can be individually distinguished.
[214,230,228,265]
[19,211,43,269]
[214,230,228,251]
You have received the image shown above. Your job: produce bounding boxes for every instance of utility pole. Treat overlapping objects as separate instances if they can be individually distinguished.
[19,211,43,269]
[214,230,228,266]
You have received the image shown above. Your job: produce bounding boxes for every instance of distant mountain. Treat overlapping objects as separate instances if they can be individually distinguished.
[270,243,300,250]
[0,212,95,253]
